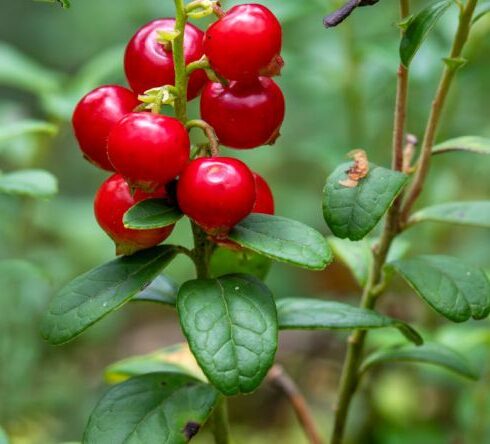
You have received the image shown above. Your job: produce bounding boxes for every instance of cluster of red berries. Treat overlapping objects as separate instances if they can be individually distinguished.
[72,3,284,255]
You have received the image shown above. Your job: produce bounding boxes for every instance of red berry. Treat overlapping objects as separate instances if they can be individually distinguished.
[125,18,206,99]
[204,4,283,81]
[177,157,256,234]
[252,173,274,214]
[200,77,285,149]
[94,174,174,255]
[108,112,190,192]
[72,85,139,171]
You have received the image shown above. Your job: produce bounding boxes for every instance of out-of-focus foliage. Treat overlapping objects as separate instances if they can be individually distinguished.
[0,0,489,443]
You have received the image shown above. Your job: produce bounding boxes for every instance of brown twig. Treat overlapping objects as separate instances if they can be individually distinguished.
[324,0,380,28]
[267,364,324,444]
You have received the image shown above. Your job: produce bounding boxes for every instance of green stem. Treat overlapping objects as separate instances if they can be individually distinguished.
[171,1,230,442]
[329,1,412,442]
[172,0,188,122]
[400,0,478,223]
[212,397,232,444]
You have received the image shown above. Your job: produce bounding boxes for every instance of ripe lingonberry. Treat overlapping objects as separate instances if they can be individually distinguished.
[253,173,275,214]
[72,85,139,171]
[125,18,206,99]
[200,77,285,149]
[177,157,256,234]
[94,174,174,255]
[204,4,283,81]
[108,112,190,192]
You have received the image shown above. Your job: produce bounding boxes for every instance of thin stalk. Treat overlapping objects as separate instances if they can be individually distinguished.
[329,1,411,442]
[212,397,232,444]
[171,1,231,442]
[400,0,478,223]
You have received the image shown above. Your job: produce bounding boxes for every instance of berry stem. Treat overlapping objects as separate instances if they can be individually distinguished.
[186,119,220,156]
[171,1,231,442]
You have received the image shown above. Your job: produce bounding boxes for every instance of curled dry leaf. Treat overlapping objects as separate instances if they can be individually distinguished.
[339,149,369,188]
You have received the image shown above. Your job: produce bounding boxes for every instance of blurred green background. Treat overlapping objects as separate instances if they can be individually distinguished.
[0,0,489,443]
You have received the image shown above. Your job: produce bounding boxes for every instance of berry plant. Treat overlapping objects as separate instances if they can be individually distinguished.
[40,0,490,443]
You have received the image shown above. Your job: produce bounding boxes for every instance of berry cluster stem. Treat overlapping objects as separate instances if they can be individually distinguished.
[171,1,231,442]
[330,1,478,442]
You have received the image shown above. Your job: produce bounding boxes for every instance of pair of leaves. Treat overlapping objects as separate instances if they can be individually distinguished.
[323,162,408,241]
[126,201,332,271]
[391,255,490,323]
[0,170,58,199]
[41,245,178,345]
[84,372,218,444]
[361,342,479,380]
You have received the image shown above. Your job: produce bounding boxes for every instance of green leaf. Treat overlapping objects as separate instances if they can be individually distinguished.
[432,136,490,155]
[0,120,58,145]
[105,343,206,384]
[123,199,183,230]
[400,0,453,67]
[41,245,177,345]
[409,201,490,229]
[0,170,58,198]
[132,275,178,306]
[210,247,272,280]
[34,0,71,8]
[228,214,332,270]
[391,255,490,322]
[83,373,218,444]
[276,298,423,345]
[0,42,62,94]
[323,163,408,241]
[328,238,372,287]
[177,274,278,395]
[360,343,479,380]
[473,2,490,23]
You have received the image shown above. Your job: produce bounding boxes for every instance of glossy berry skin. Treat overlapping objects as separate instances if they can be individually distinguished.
[200,77,285,149]
[108,112,190,192]
[125,18,206,99]
[252,173,274,214]
[94,174,174,255]
[72,85,139,171]
[177,157,256,234]
[204,4,283,81]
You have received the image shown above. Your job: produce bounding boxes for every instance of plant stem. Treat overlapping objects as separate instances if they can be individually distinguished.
[268,365,324,444]
[212,397,232,444]
[330,1,412,442]
[171,1,231,442]
[172,0,188,122]
[400,0,478,224]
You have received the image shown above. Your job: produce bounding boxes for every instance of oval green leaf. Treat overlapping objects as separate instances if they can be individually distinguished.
[432,136,490,155]
[360,342,479,380]
[276,298,423,345]
[132,275,178,306]
[228,213,332,270]
[0,169,58,198]
[41,245,178,345]
[83,373,219,444]
[409,201,490,229]
[400,0,453,67]
[105,343,206,384]
[323,163,408,241]
[177,274,278,396]
[123,199,183,230]
[210,246,272,280]
[391,255,490,322]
